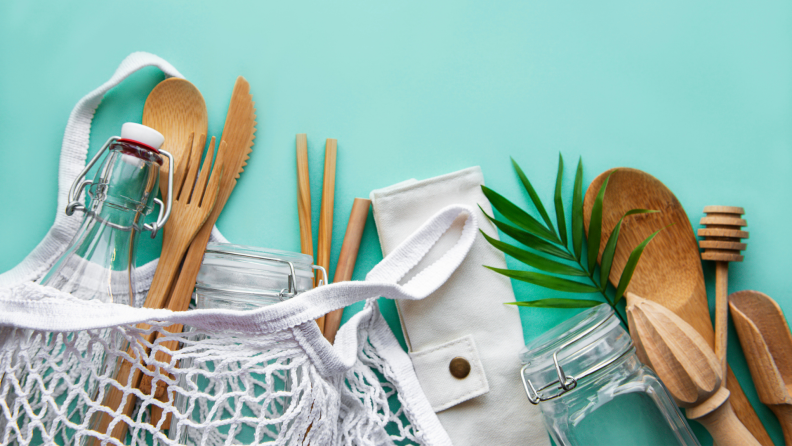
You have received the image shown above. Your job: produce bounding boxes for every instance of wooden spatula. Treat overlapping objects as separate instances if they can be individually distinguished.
[730,290,792,445]
[582,167,772,446]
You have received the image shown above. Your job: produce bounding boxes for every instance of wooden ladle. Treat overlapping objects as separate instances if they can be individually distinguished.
[730,290,792,445]
[583,168,772,445]
[626,293,759,446]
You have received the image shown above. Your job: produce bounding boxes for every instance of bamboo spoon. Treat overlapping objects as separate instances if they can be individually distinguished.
[90,135,223,443]
[323,198,370,344]
[730,290,792,445]
[626,293,760,446]
[582,168,772,446]
[699,206,748,377]
[142,78,208,203]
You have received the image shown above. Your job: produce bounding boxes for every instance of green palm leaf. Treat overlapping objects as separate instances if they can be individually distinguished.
[481,186,560,243]
[599,209,658,290]
[587,171,616,273]
[572,158,584,262]
[613,226,667,305]
[506,298,603,308]
[485,267,600,293]
[479,206,575,261]
[480,230,586,276]
[554,154,568,247]
[511,157,555,232]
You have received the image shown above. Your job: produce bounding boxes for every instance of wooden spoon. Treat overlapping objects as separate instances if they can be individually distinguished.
[142,78,208,203]
[626,293,759,446]
[730,290,792,445]
[582,167,772,446]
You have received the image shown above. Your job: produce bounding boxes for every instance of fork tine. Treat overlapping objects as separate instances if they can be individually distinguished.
[173,133,195,200]
[200,140,226,209]
[179,133,206,202]
[192,137,216,205]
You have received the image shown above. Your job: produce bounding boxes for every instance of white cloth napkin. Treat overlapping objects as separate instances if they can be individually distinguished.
[370,167,549,446]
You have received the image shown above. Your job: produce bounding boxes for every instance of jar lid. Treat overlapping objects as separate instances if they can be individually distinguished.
[519,304,632,403]
[196,243,315,301]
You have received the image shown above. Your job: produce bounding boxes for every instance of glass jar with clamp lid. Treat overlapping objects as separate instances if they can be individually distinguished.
[520,304,700,446]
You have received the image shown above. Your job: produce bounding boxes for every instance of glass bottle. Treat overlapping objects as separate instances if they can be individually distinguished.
[40,123,173,307]
[519,304,700,446]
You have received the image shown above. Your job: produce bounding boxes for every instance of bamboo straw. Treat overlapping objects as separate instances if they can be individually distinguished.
[296,134,323,333]
[316,139,337,334]
[323,198,370,344]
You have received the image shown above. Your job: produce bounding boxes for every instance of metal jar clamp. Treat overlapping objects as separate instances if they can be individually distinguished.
[65,136,174,237]
[197,248,328,301]
[521,312,632,404]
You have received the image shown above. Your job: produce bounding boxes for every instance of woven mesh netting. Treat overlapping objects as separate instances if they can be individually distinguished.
[0,319,421,446]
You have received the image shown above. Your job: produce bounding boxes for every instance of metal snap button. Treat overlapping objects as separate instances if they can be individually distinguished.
[449,357,471,379]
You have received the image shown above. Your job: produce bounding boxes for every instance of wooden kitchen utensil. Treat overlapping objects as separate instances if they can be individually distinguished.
[582,168,771,445]
[142,78,208,203]
[296,134,323,332]
[144,76,257,426]
[323,198,370,344]
[730,290,792,445]
[626,293,760,446]
[164,77,256,314]
[699,206,748,376]
[315,138,338,331]
[91,134,224,443]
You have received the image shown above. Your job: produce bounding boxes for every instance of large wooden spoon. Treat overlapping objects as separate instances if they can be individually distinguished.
[730,290,792,445]
[142,78,208,203]
[582,167,772,446]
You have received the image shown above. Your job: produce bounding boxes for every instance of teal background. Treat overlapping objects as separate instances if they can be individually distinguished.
[1,1,790,444]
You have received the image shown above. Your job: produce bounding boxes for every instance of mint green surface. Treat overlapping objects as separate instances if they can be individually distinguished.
[1,1,791,444]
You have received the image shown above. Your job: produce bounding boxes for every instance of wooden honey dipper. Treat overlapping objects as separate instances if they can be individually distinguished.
[698,206,748,377]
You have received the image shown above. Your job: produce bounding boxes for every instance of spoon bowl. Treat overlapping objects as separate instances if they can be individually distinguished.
[142,78,208,202]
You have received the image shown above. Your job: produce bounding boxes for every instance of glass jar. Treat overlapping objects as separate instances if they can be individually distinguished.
[169,243,325,444]
[195,243,323,310]
[519,305,700,446]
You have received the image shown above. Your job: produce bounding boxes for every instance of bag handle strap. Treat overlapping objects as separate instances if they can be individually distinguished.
[0,53,183,288]
[0,205,477,333]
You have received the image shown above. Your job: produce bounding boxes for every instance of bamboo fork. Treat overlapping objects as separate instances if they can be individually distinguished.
[89,134,224,444]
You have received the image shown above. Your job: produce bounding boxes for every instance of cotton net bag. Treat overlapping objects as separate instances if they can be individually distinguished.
[0,52,473,446]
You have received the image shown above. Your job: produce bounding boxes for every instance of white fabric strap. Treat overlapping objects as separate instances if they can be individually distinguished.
[0,52,230,292]
[0,205,476,336]
[0,52,183,289]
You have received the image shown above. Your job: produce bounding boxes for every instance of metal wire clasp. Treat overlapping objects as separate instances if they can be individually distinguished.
[200,249,328,300]
[65,136,174,238]
[521,312,619,405]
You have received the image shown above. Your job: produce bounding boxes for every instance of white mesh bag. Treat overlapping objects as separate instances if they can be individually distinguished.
[0,52,472,445]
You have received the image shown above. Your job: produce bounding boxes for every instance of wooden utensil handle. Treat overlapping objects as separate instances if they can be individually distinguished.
[770,405,792,446]
[89,331,154,445]
[323,198,370,344]
[139,324,183,428]
[715,261,729,379]
[688,388,760,446]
